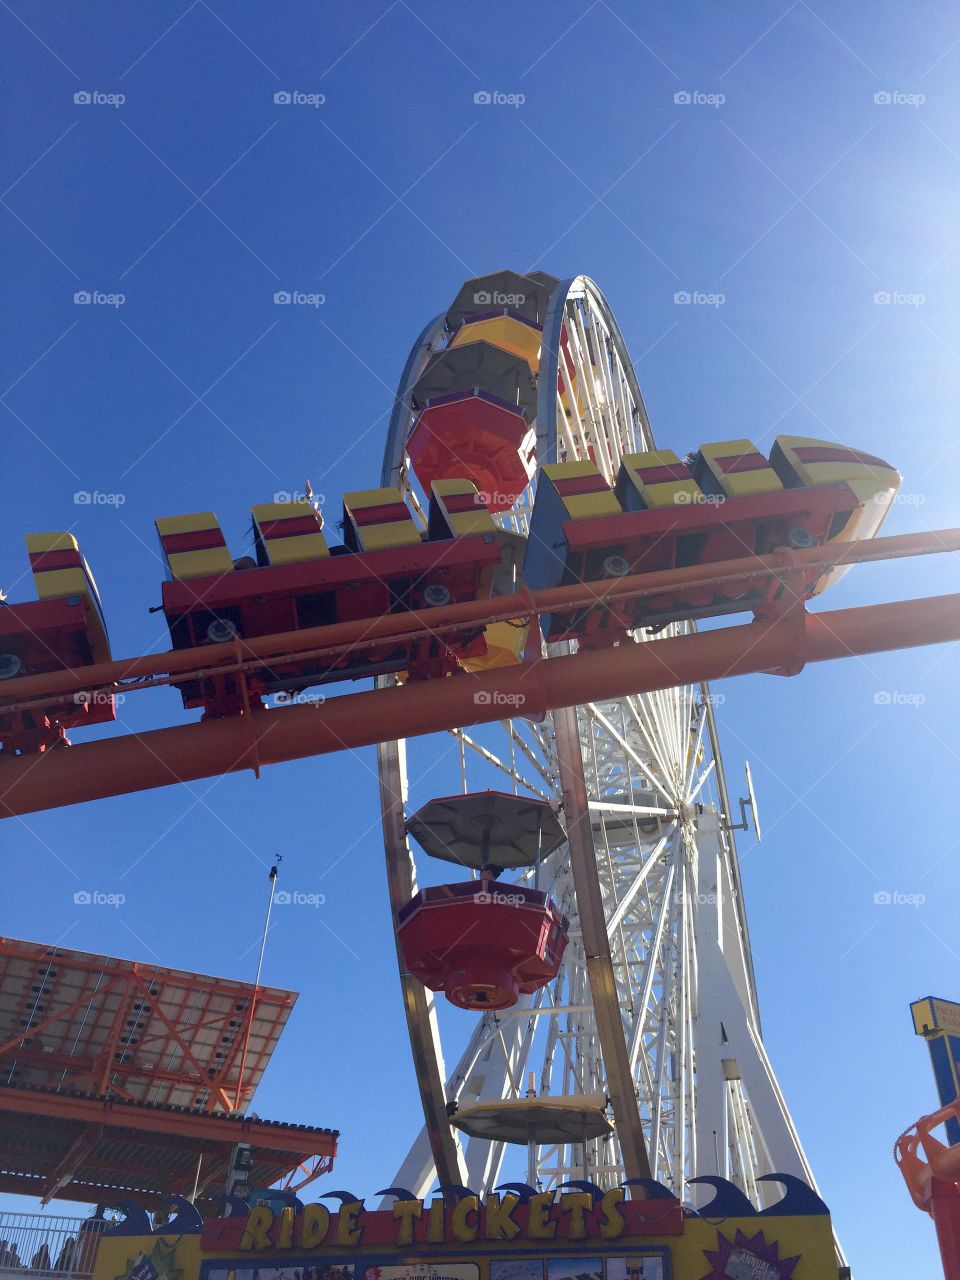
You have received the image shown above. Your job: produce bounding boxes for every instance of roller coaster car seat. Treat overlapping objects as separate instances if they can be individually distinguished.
[523,437,900,644]
[425,483,531,672]
[155,487,501,715]
[769,435,900,593]
[0,533,115,754]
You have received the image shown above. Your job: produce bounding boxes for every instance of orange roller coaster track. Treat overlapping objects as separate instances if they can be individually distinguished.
[0,528,957,818]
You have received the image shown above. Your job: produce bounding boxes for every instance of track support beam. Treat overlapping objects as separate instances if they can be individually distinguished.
[1,592,958,817]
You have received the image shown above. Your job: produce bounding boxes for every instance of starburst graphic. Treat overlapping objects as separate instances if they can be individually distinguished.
[701,1228,800,1280]
[116,1239,185,1280]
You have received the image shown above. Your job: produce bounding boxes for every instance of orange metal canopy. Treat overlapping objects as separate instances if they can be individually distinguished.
[0,937,337,1204]
[0,937,292,1112]
[0,1084,337,1206]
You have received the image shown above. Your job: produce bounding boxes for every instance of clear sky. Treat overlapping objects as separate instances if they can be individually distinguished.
[1,3,959,1276]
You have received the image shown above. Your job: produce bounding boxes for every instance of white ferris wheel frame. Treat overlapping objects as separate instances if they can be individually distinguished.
[375,275,822,1215]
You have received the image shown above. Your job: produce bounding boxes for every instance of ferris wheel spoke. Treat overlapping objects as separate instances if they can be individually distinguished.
[588,705,675,804]
[647,691,679,779]
[518,715,553,758]
[612,353,637,458]
[665,681,688,772]
[447,727,552,800]
[623,693,683,792]
[677,683,694,765]
[687,758,716,805]
[648,988,673,1182]
[604,831,672,935]
[506,720,560,793]
[684,702,708,795]
[586,313,621,473]
[563,311,594,427]
[627,853,678,1072]
[567,308,605,466]
[556,346,591,463]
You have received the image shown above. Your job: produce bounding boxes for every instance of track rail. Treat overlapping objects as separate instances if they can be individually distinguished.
[0,529,954,717]
[2,588,959,816]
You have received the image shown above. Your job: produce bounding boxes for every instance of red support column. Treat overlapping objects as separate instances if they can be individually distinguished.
[932,1178,960,1280]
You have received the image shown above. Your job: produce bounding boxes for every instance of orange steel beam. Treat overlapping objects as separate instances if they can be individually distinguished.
[42,1127,101,1202]
[282,1153,334,1193]
[0,527,957,716]
[125,967,233,1112]
[1,590,958,818]
[97,970,136,1097]
[0,1045,223,1097]
[0,973,126,1057]
[0,1083,338,1153]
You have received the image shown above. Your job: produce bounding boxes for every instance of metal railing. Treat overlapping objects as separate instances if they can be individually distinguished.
[0,1214,102,1278]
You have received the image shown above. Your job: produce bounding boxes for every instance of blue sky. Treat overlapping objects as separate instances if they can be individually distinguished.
[1,2,959,1274]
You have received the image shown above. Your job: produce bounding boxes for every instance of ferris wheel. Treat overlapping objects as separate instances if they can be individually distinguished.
[375,272,823,1206]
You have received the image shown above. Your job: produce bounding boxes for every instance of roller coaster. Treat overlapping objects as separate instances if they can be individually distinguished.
[2,271,960,1277]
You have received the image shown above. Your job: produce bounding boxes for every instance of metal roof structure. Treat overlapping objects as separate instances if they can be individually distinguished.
[0,937,337,1204]
[0,936,291,1111]
[0,1084,337,1206]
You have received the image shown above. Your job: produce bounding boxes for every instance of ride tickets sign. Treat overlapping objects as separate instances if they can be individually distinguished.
[200,1193,683,1254]
[93,1200,837,1280]
[189,1195,839,1278]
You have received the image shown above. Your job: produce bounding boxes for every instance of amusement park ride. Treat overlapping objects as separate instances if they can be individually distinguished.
[2,270,960,1278]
